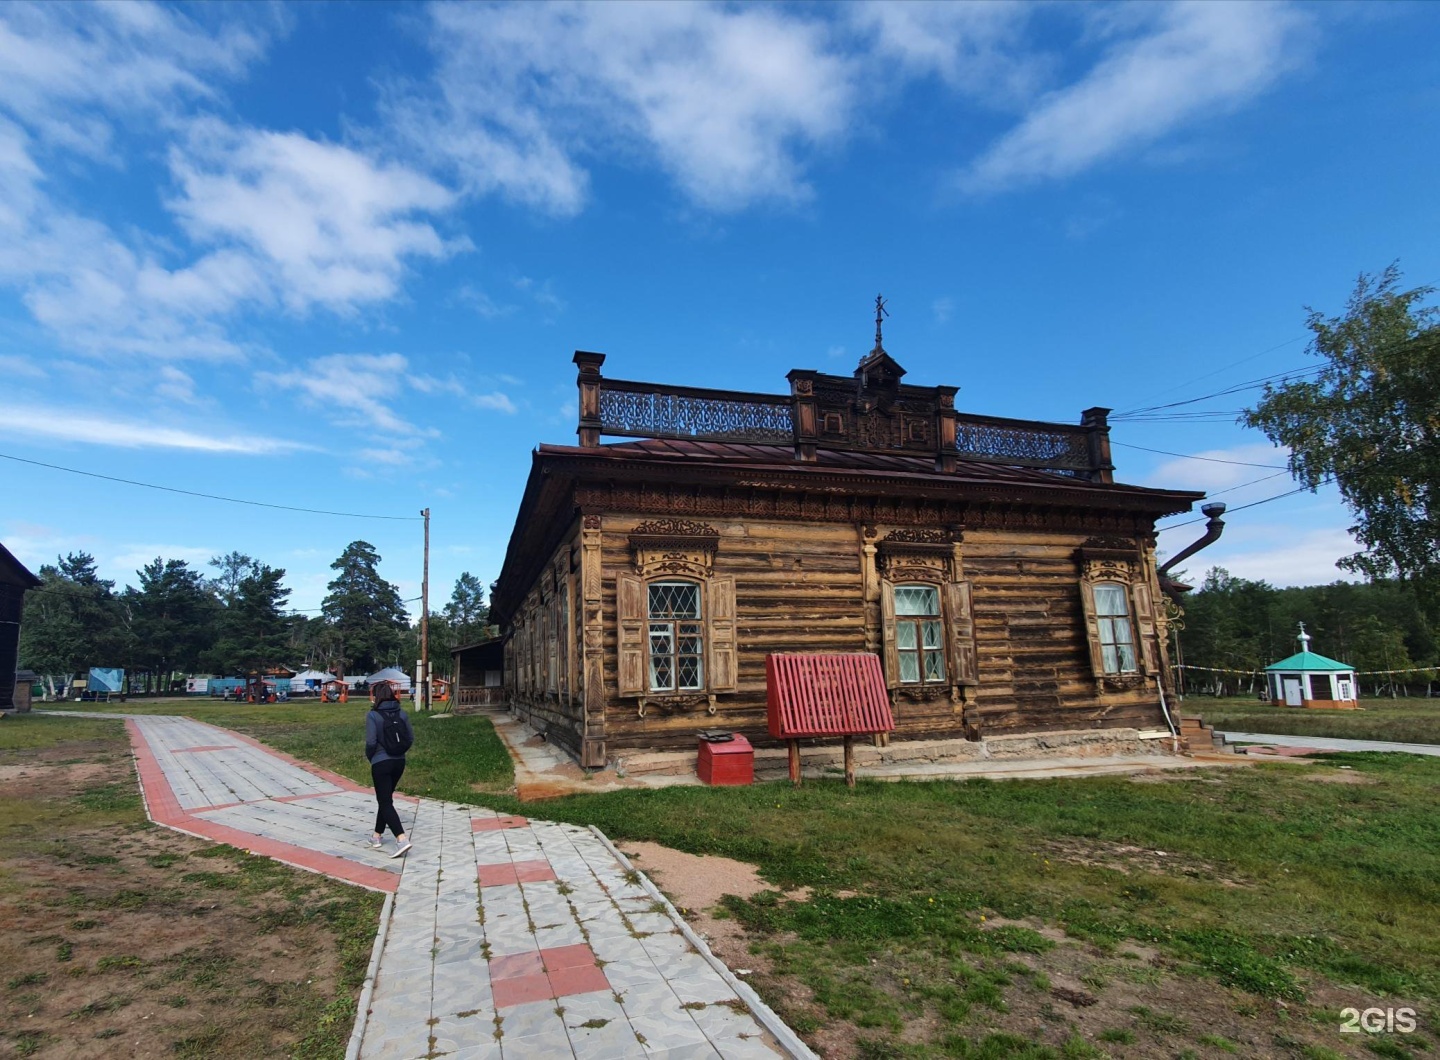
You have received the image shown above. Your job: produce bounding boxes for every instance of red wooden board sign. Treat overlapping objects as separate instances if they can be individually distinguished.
[766,653,895,739]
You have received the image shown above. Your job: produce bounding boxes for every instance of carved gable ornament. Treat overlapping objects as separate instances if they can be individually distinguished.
[877,527,955,582]
[628,519,720,579]
[1075,536,1140,582]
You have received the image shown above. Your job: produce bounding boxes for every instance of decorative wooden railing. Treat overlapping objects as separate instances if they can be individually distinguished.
[596,377,793,443]
[574,351,1113,482]
[952,413,1094,473]
[456,686,508,708]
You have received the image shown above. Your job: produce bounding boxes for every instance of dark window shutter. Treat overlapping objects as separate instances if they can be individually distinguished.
[617,573,645,697]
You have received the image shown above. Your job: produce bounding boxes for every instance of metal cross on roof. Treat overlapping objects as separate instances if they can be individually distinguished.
[874,293,889,351]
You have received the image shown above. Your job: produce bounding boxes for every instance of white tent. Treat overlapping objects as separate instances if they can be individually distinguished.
[291,669,330,690]
[366,667,412,690]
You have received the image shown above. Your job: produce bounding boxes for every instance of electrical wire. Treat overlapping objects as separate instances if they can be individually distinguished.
[1112,441,1289,469]
[0,451,423,521]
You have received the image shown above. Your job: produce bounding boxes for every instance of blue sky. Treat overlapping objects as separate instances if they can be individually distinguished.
[2,1,1438,616]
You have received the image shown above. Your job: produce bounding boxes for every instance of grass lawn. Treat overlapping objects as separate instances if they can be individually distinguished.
[0,712,382,1059]
[33,700,1440,1058]
[1183,695,1440,745]
[46,697,515,798]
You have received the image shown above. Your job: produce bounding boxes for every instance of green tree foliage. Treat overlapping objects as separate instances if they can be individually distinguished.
[18,552,129,675]
[1245,265,1440,613]
[208,563,293,674]
[1177,566,1436,694]
[208,550,256,607]
[123,558,219,690]
[321,540,409,674]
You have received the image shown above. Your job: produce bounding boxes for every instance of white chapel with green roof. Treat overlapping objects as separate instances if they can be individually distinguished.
[1265,623,1358,709]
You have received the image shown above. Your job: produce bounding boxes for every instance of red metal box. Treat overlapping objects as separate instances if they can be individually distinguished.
[697,734,754,786]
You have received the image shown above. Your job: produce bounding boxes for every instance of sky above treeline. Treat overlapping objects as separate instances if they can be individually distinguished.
[2,1,1438,616]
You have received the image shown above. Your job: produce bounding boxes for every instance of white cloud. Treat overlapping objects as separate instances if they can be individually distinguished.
[473,392,518,414]
[400,1,855,212]
[0,352,44,379]
[932,297,954,325]
[0,2,273,159]
[1170,524,1358,589]
[169,122,465,314]
[849,1,1041,104]
[1141,443,1291,493]
[963,2,1309,191]
[111,544,216,574]
[155,365,200,404]
[261,353,517,451]
[7,407,310,454]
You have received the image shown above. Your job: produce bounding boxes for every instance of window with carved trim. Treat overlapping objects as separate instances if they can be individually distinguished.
[894,584,946,684]
[1094,582,1138,674]
[647,581,705,692]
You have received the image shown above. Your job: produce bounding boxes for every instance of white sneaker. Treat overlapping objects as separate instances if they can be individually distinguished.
[369,834,384,849]
[390,840,413,859]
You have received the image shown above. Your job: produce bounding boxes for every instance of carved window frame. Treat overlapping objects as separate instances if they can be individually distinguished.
[874,528,978,691]
[616,521,737,702]
[1076,542,1159,690]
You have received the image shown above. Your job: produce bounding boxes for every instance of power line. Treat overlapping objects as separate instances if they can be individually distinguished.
[0,451,422,521]
[1112,364,1322,420]
[1112,441,1289,469]
[1157,483,1315,532]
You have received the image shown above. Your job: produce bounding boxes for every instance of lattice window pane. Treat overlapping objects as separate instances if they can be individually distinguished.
[924,649,946,682]
[894,585,939,617]
[650,654,674,691]
[677,656,703,690]
[896,622,918,650]
[649,623,673,655]
[649,582,701,619]
[899,652,920,683]
[921,620,943,650]
[1093,584,1129,618]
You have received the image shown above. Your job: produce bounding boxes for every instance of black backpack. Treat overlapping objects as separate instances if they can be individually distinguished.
[377,709,412,757]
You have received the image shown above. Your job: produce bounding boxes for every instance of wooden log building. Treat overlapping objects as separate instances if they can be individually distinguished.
[485,321,1204,768]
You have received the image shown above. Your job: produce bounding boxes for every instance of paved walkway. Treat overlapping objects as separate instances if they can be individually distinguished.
[60,712,805,1060]
[1221,731,1440,757]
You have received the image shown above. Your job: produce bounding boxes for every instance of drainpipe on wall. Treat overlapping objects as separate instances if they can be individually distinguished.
[1158,502,1227,604]
[1155,503,1228,751]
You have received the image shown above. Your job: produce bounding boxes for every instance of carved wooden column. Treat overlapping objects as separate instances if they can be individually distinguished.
[579,513,607,767]
[574,351,606,448]
[1081,407,1114,484]
[935,386,958,473]
[787,369,819,463]
[860,525,880,654]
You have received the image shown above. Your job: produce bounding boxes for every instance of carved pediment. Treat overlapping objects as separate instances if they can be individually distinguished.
[877,528,953,581]
[1075,537,1141,582]
[629,520,719,579]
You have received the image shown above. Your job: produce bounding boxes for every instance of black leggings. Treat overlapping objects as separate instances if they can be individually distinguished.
[371,759,407,838]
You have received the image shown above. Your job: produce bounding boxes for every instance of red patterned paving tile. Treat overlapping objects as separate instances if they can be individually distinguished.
[471,815,530,832]
[124,720,399,894]
[548,965,610,998]
[489,951,545,980]
[512,860,557,884]
[540,944,596,972]
[492,973,553,1009]
[477,863,519,887]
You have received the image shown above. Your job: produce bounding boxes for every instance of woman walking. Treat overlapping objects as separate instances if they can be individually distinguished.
[366,680,414,857]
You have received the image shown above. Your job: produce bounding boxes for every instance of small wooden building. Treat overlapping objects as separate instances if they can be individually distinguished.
[1,541,42,711]
[486,335,1204,767]
[1265,625,1358,708]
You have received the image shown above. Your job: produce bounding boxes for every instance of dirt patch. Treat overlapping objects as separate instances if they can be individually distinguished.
[0,734,380,1059]
[619,840,813,966]
[1042,836,1250,888]
[1305,769,1379,785]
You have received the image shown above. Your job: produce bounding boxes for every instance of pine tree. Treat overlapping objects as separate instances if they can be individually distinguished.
[321,541,409,674]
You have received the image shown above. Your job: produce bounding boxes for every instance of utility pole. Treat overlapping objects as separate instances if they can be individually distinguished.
[421,508,430,712]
